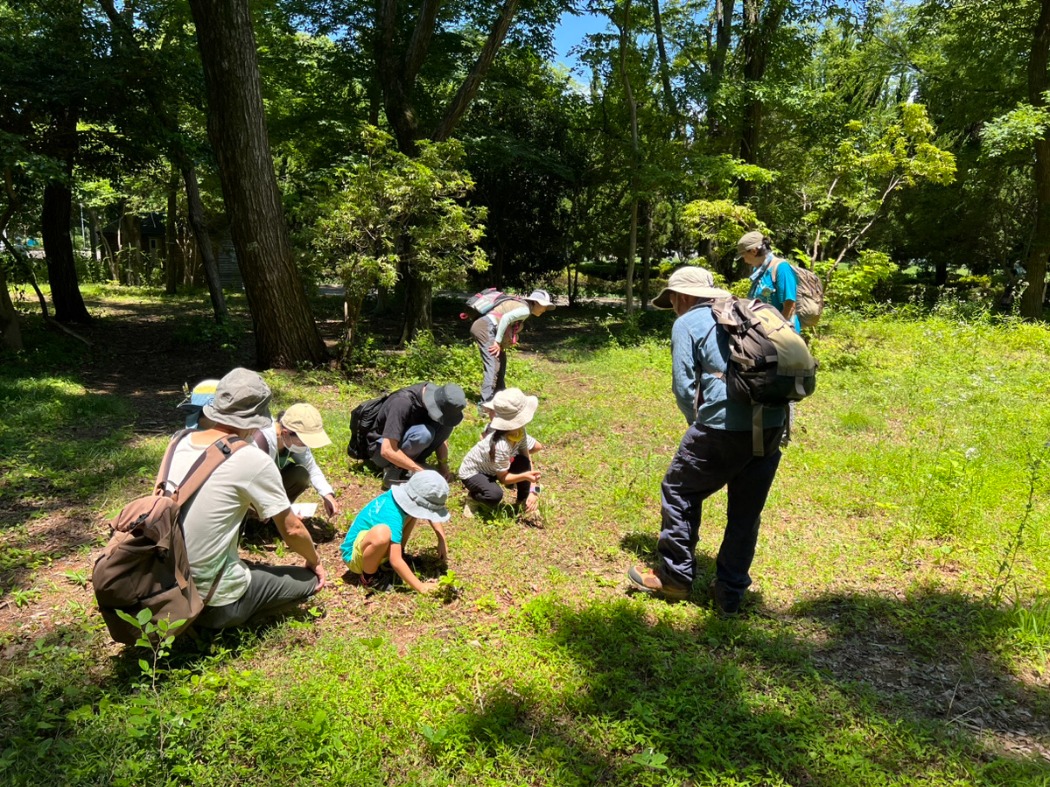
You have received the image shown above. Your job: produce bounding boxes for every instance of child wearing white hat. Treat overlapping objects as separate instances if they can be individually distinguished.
[458,388,543,519]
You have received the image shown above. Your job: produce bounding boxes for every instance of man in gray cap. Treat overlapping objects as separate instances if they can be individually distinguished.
[366,382,467,488]
[627,267,787,614]
[163,367,326,629]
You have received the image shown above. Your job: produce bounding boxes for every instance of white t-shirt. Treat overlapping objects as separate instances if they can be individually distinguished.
[166,434,290,606]
[458,431,537,479]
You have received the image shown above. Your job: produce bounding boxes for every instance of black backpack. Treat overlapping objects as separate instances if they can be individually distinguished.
[346,393,389,460]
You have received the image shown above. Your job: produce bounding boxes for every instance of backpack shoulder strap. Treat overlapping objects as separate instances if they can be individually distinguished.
[253,430,269,451]
[769,258,788,285]
[154,429,194,494]
[170,436,249,504]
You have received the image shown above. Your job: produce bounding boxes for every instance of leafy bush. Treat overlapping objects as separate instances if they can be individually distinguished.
[827,249,898,307]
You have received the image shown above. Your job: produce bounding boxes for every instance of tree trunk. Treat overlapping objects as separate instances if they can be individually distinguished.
[375,0,522,338]
[738,0,785,204]
[709,0,734,138]
[0,201,23,351]
[0,262,21,351]
[165,166,180,295]
[651,0,680,133]
[188,0,326,366]
[400,265,432,345]
[1023,0,1050,320]
[181,163,228,323]
[641,200,653,309]
[42,179,91,324]
[618,0,640,314]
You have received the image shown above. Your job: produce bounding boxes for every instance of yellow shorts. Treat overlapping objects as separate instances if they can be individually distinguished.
[345,531,388,574]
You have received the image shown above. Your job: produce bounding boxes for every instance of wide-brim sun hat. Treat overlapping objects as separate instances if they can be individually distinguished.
[392,470,450,522]
[525,289,555,309]
[652,266,731,309]
[280,402,331,449]
[482,387,539,431]
[422,383,466,426]
[202,367,273,430]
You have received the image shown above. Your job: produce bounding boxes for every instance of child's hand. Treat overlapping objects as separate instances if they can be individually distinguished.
[437,542,448,562]
[525,492,539,514]
[420,581,440,594]
[525,470,541,483]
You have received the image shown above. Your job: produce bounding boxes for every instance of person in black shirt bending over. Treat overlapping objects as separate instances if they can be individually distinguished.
[366,382,466,488]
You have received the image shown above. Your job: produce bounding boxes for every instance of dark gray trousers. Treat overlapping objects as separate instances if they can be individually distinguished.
[658,424,783,605]
[197,565,318,630]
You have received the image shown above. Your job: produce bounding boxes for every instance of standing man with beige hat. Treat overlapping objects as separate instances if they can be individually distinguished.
[627,267,787,614]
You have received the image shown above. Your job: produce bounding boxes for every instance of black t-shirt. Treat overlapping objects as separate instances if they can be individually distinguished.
[367,383,432,449]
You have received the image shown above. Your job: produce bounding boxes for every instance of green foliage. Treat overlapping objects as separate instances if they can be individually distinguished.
[681,200,762,261]
[377,331,483,391]
[311,126,488,354]
[827,250,898,307]
[981,98,1050,157]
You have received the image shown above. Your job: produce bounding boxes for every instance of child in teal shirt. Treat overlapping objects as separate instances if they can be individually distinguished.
[340,470,449,594]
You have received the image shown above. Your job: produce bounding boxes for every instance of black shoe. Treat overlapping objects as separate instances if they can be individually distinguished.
[709,580,742,615]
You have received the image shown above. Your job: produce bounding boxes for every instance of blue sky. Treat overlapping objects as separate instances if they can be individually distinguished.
[552,10,607,72]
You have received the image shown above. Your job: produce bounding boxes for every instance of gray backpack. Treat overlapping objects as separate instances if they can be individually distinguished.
[703,297,817,454]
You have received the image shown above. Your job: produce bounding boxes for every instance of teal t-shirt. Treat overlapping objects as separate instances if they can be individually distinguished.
[340,490,406,562]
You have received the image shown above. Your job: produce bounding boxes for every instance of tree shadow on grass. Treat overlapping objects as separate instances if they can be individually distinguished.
[793,588,1050,757]
[433,594,1050,784]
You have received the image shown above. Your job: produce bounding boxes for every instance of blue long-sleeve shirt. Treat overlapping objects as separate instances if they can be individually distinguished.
[671,304,787,431]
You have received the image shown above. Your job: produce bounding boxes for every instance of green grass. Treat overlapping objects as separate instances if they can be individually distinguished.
[1,292,1049,785]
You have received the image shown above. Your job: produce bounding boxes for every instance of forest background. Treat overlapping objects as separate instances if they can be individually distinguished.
[3,1,1050,784]
[3,0,1050,364]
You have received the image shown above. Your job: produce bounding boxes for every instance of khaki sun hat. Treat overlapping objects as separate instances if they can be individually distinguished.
[482,387,539,431]
[651,266,730,309]
[202,368,273,430]
[280,403,331,449]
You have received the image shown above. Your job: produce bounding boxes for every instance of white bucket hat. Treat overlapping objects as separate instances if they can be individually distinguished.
[482,388,539,431]
[391,470,450,522]
[525,289,555,309]
[651,266,730,309]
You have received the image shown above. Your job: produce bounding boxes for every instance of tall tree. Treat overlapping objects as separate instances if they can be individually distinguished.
[1023,0,1050,319]
[188,0,326,367]
[370,0,532,340]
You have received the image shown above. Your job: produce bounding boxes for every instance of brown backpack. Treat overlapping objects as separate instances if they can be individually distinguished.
[92,430,248,645]
[771,259,825,328]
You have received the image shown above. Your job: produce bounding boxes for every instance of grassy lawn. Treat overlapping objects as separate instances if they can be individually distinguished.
[1,288,1049,785]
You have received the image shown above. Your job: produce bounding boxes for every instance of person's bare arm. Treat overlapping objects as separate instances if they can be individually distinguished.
[380,437,424,473]
[272,508,326,589]
[387,542,436,594]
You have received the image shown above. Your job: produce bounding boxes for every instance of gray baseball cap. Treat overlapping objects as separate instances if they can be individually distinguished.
[202,367,273,430]
[392,470,450,522]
